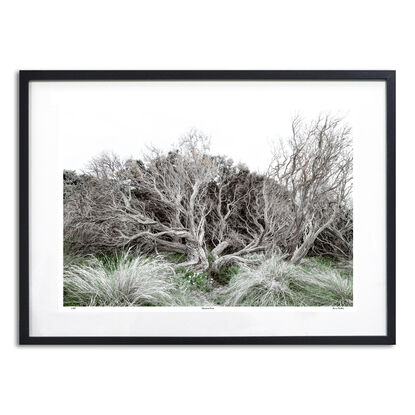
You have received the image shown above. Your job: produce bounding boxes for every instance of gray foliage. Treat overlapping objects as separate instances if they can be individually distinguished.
[64,116,353,274]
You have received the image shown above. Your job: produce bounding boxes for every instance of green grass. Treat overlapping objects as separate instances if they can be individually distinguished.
[64,252,352,307]
[213,255,352,307]
[163,252,187,264]
[178,269,213,292]
[64,253,212,307]
[214,264,240,285]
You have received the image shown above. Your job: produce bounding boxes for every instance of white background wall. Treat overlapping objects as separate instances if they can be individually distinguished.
[1,1,412,414]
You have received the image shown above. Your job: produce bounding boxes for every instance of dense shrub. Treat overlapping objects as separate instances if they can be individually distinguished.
[64,117,353,274]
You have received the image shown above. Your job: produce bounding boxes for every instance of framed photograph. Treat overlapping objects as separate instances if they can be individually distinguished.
[19,70,395,345]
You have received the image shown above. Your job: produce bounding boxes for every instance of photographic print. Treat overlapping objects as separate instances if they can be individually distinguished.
[21,71,395,343]
[62,81,353,308]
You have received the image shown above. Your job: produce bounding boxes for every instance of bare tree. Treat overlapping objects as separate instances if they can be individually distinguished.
[87,131,217,271]
[311,205,353,260]
[65,132,288,273]
[269,115,352,264]
[64,116,353,274]
[207,172,290,274]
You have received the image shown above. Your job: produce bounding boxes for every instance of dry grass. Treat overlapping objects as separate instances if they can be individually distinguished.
[64,253,211,306]
[217,255,352,307]
[64,253,352,307]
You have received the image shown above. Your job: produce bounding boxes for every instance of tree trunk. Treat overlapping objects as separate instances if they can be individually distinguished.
[290,234,318,264]
[290,215,336,264]
[210,256,231,275]
[180,239,210,273]
[210,239,264,275]
[211,254,262,275]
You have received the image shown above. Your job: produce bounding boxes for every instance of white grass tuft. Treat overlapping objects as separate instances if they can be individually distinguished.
[64,253,212,306]
[64,253,352,307]
[220,255,352,307]
[221,256,301,306]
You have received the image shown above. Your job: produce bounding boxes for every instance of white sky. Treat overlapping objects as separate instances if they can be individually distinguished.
[30,80,385,174]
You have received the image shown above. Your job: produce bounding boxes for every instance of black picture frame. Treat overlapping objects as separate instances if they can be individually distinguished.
[19,70,396,345]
